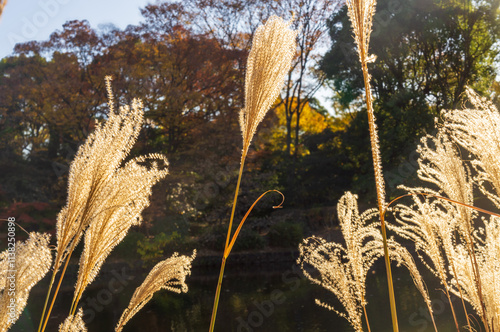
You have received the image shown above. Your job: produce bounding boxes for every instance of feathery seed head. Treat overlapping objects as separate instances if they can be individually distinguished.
[59,308,86,332]
[239,15,297,159]
[52,78,169,306]
[299,192,434,331]
[116,251,196,332]
[345,0,377,63]
[0,233,52,331]
[56,88,146,267]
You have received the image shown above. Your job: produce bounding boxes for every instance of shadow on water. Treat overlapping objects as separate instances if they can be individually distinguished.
[16,259,462,332]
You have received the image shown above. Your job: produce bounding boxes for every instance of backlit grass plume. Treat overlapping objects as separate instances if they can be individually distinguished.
[209,15,297,332]
[70,152,169,315]
[0,233,52,332]
[391,89,500,331]
[443,87,500,209]
[55,76,144,270]
[58,308,86,332]
[299,192,435,332]
[115,251,196,332]
[239,15,298,160]
[39,77,169,332]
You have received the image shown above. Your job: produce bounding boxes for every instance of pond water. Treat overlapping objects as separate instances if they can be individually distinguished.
[17,259,463,332]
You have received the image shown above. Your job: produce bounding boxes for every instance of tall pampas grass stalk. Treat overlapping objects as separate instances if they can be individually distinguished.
[39,76,169,332]
[209,15,297,332]
[345,0,399,330]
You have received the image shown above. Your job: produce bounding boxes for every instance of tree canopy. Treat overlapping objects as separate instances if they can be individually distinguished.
[321,0,500,194]
[0,0,499,250]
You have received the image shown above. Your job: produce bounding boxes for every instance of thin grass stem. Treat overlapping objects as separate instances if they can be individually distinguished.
[209,158,245,332]
[362,300,371,332]
[379,213,399,331]
[37,271,56,332]
[442,286,460,331]
[450,258,473,331]
[225,190,284,257]
[209,257,227,332]
[358,43,399,332]
[40,241,77,332]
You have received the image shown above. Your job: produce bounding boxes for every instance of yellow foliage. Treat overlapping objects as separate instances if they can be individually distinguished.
[269,98,341,156]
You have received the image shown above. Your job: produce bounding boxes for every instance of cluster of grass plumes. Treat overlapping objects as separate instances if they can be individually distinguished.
[70,151,169,315]
[298,75,500,331]
[0,233,52,332]
[299,0,500,331]
[2,14,296,332]
[34,77,190,332]
[391,88,500,331]
[298,193,435,332]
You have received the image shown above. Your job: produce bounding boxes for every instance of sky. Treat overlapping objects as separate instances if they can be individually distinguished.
[0,0,336,112]
[0,0,153,59]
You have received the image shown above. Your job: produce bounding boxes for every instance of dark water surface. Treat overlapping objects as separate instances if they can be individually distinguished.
[16,259,461,332]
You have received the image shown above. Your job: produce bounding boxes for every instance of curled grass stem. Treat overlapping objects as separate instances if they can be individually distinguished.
[209,155,284,332]
[209,158,245,332]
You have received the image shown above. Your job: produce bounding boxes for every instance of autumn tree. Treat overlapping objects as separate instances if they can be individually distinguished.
[181,0,274,50]
[270,0,341,159]
[321,0,500,194]
[5,20,109,160]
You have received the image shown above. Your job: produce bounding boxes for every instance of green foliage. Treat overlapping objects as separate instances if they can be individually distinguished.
[320,0,500,198]
[199,224,266,252]
[113,231,145,262]
[232,228,266,251]
[324,0,499,109]
[268,221,304,248]
[137,231,182,266]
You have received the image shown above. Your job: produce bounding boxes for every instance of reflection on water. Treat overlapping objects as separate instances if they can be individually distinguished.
[17,260,461,331]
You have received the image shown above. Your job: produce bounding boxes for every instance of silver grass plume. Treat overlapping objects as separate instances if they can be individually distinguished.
[404,133,476,242]
[70,79,169,308]
[346,0,377,65]
[59,308,86,332]
[115,251,196,332]
[55,76,145,268]
[345,0,384,209]
[298,192,434,331]
[443,87,500,209]
[239,15,297,160]
[0,233,52,331]
[73,153,169,304]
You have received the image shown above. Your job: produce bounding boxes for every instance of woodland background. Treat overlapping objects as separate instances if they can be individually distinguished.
[1,0,499,262]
